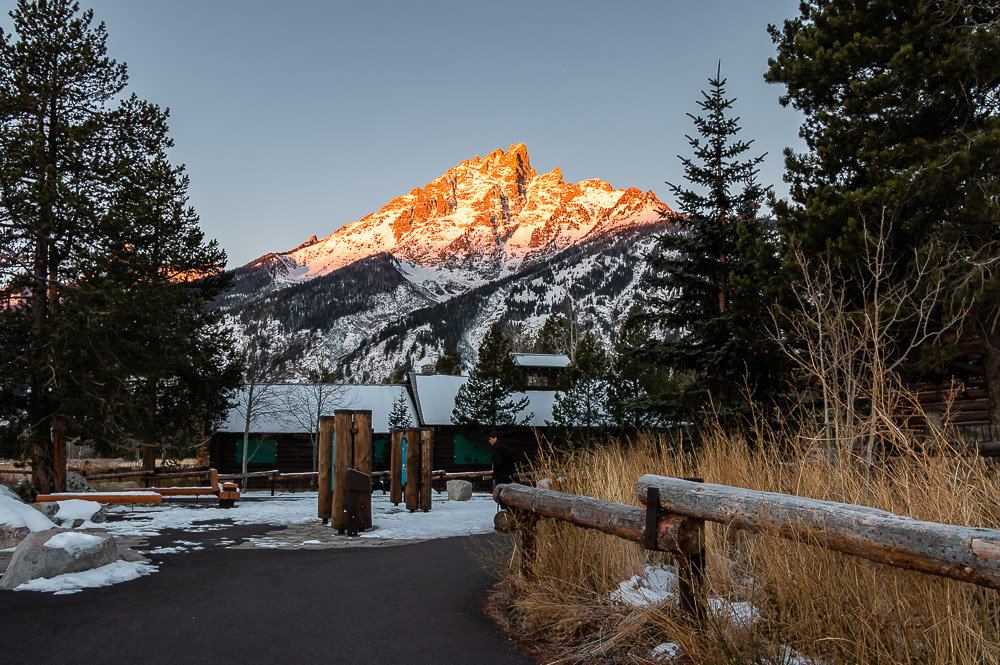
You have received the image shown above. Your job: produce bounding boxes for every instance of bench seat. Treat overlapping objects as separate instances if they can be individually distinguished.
[36,492,162,504]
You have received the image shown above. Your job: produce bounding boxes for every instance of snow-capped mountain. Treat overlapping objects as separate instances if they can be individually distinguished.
[217,143,673,380]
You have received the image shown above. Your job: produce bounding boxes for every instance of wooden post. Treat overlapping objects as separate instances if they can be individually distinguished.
[332,411,354,532]
[317,416,334,522]
[420,429,433,512]
[404,428,420,512]
[390,430,403,506]
[53,416,67,493]
[353,410,374,529]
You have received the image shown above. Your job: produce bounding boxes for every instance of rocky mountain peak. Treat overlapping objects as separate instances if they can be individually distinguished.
[256,144,670,282]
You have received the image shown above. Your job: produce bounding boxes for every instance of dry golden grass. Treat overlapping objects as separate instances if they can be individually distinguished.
[494,426,1000,664]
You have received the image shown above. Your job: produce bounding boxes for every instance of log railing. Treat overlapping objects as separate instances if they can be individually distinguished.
[495,475,1000,621]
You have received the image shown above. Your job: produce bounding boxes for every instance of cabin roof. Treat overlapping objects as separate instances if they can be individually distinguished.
[219,383,416,434]
[510,353,571,369]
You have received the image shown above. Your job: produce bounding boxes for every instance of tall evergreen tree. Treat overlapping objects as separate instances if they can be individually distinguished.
[642,64,783,423]
[451,322,530,439]
[436,347,461,375]
[766,0,1000,423]
[0,1,237,491]
[387,391,412,431]
[606,306,669,431]
[534,311,571,356]
[549,331,608,446]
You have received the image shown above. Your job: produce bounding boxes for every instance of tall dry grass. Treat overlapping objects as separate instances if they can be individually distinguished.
[495,426,1000,664]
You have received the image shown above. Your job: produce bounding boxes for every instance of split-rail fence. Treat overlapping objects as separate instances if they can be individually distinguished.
[494,476,1000,620]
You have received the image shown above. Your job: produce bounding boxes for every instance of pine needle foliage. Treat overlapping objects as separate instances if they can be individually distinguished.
[641,64,783,425]
[452,322,530,440]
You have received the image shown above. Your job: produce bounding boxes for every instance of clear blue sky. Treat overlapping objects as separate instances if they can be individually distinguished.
[3,1,806,267]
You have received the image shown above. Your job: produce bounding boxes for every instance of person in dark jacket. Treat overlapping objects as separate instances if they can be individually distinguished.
[489,430,514,488]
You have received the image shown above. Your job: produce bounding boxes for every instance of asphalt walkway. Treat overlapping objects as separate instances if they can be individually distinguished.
[0,532,533,665]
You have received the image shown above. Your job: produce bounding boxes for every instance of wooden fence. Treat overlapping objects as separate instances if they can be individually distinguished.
[494,475,1000,621]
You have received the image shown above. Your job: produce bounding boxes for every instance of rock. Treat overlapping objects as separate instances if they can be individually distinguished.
[0,528,117,590]
[0,524,30,550]
[0,485,22,502]
[32,500,107,528]
[66,471,95,493]
[446,479,473,501]
[0,495,56,549]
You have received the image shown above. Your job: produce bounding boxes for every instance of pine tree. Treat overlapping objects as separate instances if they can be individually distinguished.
[766,1,1000,424]
[534,311,571,355]
[451,322,530,439]
[436,347,461,375]
[642,64,783,424]
[606,306,669,431]
[387,392,412,431]
[550,331,608,446]
[0,1,238,491]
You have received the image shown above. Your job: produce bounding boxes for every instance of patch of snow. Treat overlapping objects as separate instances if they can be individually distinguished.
[12,560,157,595]
[105,491,498,543]
[0,495,56,532]
[44,531,105,558]
[362,492,497,540]
[651,642,681,662]
[707,598,761,628]
[301,539,321,545]
[611,564,678,608]
[775,645,827,665]
[54,499,102,527]
[105,492,321,537]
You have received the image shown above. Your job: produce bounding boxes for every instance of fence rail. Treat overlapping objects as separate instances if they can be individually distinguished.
[494,475,1000,621]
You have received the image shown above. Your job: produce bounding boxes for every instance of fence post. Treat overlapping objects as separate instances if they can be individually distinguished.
[317,416,334,523]
[332,410,354,533]
[644,481,706,623]
[420,429,433,512]
[353,410,374,529]
[404,428,420,512]
[390,430,403,506]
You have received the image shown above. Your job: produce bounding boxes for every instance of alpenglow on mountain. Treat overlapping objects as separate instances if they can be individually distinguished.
[217,143,673,381]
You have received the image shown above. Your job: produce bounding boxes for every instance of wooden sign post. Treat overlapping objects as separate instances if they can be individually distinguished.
[317,415,334,522]
[420,429,433,512]
[353,410,374,529]
[331,411,353,533]
[404,428,420,512]
[390,430,403,506]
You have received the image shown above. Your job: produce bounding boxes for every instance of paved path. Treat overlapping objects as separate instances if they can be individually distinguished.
[0,532,532,665]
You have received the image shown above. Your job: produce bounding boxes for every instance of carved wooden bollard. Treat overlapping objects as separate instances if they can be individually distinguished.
[328,410,374,534]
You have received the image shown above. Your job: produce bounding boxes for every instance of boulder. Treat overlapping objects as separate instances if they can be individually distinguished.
[33,500,107,528]
[66,471,95,493]
[446,479,473,501]
[1,529,117,590]
[0,495,56,549]
[0,484,22,502]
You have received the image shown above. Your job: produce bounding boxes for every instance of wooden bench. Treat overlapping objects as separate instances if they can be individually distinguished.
[36,491,163,505]
[123,469,240,507]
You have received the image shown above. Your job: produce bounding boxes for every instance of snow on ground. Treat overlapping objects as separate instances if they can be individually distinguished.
[53,499,102,527]
[361,492,497,540]
[611,563,761,627]
[104,490,498,541]
[103,491,321,537]
[5,490,499,594]
[651,643,681,662]
[13,560,157,595]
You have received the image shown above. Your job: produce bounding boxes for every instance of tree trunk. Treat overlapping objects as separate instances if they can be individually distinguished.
[982,327,1000,428]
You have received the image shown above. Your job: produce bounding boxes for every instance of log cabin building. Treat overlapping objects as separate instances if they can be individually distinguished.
[209,354,570,475]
